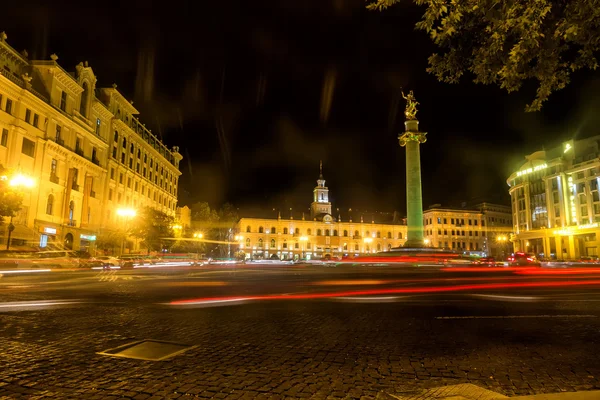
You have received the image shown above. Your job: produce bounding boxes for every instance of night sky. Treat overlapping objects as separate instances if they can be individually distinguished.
[2,0,600,215]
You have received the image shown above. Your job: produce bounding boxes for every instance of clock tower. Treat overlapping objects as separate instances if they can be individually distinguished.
[310,161,332,218]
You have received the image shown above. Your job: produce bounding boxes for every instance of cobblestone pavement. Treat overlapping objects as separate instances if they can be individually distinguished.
[1,266,600,399]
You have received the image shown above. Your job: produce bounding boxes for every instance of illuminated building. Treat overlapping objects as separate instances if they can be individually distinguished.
[423,203,513,258]
[236,164,407,259]
[0,32,182,252]
[508,137,600,259]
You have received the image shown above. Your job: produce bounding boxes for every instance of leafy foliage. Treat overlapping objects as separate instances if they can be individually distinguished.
[0,167,23,222]
[95,230,125,253]
[367,0,600,111]
[129,207,175,252]
[190,202,239,257]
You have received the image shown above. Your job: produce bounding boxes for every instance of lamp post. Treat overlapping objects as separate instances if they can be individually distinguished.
[116,207,136,255]
[4,173,36,250]
[496,235,508,259]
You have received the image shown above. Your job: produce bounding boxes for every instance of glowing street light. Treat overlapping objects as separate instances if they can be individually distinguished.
[193,232,203,239]
[299,236,308,241]
[4,173,36,250]
[424,238,430,245]
[234,235,244,241]
[116,208,137,218]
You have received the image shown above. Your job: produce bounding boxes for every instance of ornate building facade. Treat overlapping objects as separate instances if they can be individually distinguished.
[0,32,182,252]
[236,165,407,260]
[508,136,600,259]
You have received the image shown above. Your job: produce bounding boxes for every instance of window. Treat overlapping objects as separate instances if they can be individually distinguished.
[271,227,276,234]
[387,232,391,239]
[258,238,263,248]
[127,177,131,188]
[325,229,330,236]
[60,91,67,111]
[283,228,288,234]
[130,143,134,154]
[452,230,455,235]
[51,159,57,176]
[72,168,79,189]
[119,173,123,184]
[333,230,338,236]
[245,238,251,247]
[259,226,264,233]
[444,229,447,235]
[137,149,141,159]
[144,154,147,163]
[451,218,455,224]
[354,230,359,237]
[135,181,138,191]
[366,231,370,237]
[437,217,441,223]
[122,138,127,148]
[143,167,147,177]
[112,147,117,159]
[283,240,288,249]
[5,98,12,114]
[55,125,62,142]
[343,230,348,237]
[75,137,82,154]
[438,229,441,234]
[0,128,7,146]
[317,229,322,236]
[246,226,251,233]
[108,189,113,201]
[469,231,472,236]
[95,118,101,135]
[33,114,39,127]
[354,244,359,251]
[25,109,31,123]
[307,229,311,235]
[468,219,472,225]
[474,220,478,226]
[398,232,403,239]
[136,163,140,173]
[129,158,133,169]
[295,228,299,235]
[110,168,115,180]
[21,137,35,157]
[443,218,447,224]
[270,239,275,248]
[69,200,75,221]
[377,231,381,238]
[46,194,54,215]
[121,152,125,164]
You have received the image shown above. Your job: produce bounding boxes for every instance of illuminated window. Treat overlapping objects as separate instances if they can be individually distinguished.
[343,230,348,237]
[270,239,275,248]
[437,217,441,224]
[246,226,251,233]
[271,227,276,234]
[259,226,264,233]
[366,231,370,237]
[283,228,288,234]
[245,238,250,247]
[258,238,263,248]
[295,242,299,249]
[46,194,54,215]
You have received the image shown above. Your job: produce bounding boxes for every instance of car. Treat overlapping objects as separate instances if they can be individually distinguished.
[477,257,496,267]
[95,256,120,269]
[508,252,540,266]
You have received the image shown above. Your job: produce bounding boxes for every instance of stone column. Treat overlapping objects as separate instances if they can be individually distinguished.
[399,120,427,248]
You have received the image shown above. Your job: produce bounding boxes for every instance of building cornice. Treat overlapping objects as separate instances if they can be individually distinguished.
[92,98,113,119]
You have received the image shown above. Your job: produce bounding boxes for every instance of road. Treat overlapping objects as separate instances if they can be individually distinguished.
[1,263,600,399]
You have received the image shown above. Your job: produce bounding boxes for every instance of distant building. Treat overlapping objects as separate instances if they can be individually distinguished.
[176,205,191,230]
[508,136,600,259]
[423,203,513,258]
[236,164,407,260]
[0,32,182,252]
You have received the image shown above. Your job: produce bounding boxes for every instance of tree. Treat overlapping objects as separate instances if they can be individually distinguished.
[367,0,600,111]
[190,202,239,258]
[95,230,125,255]
[0,167,23,223]
[130,207,175,252]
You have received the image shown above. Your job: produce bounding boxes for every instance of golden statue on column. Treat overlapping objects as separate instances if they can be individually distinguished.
[401,89,419,121]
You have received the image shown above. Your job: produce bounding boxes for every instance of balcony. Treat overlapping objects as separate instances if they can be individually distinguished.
[67,219,77,227]
[72,183,80,191]
[49,174,59,184]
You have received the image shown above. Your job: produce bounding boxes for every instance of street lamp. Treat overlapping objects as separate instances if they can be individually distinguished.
[193,232,203,239]
[116,207,136,255]
[424,238,430,246]
[5,173,36,250]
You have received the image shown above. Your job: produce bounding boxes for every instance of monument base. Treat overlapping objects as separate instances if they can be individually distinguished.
[403,239,425,248]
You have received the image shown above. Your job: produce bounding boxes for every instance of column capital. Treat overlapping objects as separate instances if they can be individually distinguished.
[398,131,427,147]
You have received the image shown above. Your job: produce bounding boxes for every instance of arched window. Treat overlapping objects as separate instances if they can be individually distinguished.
[283,227,288,234]
[343,230,348,237]
[377,243,381,251]
[245,238,251,247]
[46,194,54,215]
[325,229,330,236]
[333,230,338,236]
[258,238,263,247]
[259,226,264,233]
[130,143,134,154]
[387,232,392,239]
[295,242,299,249]
[80,82,89,117]
[295,228,299,235]
[354,230,359,237]
[114,131,119,142]
[354,244,359,251]
[317,229,322,236]
[270,239,276,248]
[69,200,75,221]
[271,227,276,234]
[343,243,348,251]
[246,226,251,233]
[366,231,370,237]
[307,228,312,235]
[377,231,381,238]
[398,232,403,239]
[283,240,287,249]
[122,137,127,148]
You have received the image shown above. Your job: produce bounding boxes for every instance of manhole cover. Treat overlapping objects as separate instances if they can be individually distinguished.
[98,340,196,361]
